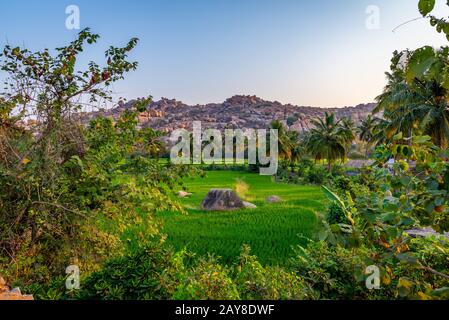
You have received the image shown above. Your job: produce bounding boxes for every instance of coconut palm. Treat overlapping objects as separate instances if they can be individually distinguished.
[414,79,449,149]
[359,115,380,157]
[375,49,449,148]
[339,117,356,154]
[286,130,303,172]
[306,112,348,172]
[270,120,294,161]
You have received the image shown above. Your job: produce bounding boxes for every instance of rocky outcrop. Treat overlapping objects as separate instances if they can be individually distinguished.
[79,95,377,133]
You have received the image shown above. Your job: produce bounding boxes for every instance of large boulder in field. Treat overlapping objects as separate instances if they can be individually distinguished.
[201,189,245,211]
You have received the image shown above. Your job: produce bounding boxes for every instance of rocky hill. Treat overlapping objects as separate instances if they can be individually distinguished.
[80,95,376,133]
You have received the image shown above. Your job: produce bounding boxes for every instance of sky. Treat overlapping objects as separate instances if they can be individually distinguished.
[1,0,449,108]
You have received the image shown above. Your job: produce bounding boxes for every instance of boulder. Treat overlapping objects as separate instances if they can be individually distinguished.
[201,189,244,211]
[266,195,282,203]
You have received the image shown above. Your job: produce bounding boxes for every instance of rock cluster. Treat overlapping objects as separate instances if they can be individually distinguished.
[79,95,377,134]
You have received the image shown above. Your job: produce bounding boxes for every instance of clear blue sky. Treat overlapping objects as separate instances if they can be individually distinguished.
[1,0,448,107]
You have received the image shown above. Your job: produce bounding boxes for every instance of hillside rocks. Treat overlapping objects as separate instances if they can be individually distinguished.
[0,276,33,300]
[79,95,377,133]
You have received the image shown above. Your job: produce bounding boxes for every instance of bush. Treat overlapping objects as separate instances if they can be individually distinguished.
[306,165,327,184]
[173,257,240,300]
[77,240,176,300]
[234,245,310,300]
[326,202,347,225]
[292,241,370,299]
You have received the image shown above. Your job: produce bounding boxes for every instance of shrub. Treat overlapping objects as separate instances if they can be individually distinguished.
[326,202,347,225]
[77,240,176,300]
[234,245,310,300]
[292,241,367,299]
[173,257,240,300]
[306,165,327,184]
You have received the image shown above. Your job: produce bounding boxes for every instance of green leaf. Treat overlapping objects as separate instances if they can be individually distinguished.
[418,0,435,16]
[321,186,346,211]
[393,132,403,141]
[406,46,437,83]
[412,135,431,144]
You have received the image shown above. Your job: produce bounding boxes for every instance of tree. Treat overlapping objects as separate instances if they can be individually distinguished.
[286,130,303,172]
[305,112,350,172]
[339,117,356,154]
[375,49,449,149]
[359,115,380,157]
[0,29,149,281]
[270,120,294,161]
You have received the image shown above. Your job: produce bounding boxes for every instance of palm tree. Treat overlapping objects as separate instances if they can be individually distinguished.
[270,120,294,161]
[286,130,303,172]
[359,115,380,157]
[414,79,449,149]
[306,112,348,172]
[339,117,356,155]
[375,49,449,149]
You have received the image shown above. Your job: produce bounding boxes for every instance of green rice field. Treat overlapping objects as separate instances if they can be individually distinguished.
[157,171,327,266]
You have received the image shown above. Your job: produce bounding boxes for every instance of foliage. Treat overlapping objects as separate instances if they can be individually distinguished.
[326,202,347,225]
[76,240,176,300]
[0,31,191,287]
[270,120,294,161]
[359,115,381,157]
[305,113,355,172]
[37,243,310,301]
[315,134,449,299]
[375,49,449,149]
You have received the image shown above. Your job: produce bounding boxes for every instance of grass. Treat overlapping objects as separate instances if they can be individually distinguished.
[157,170,327,266]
